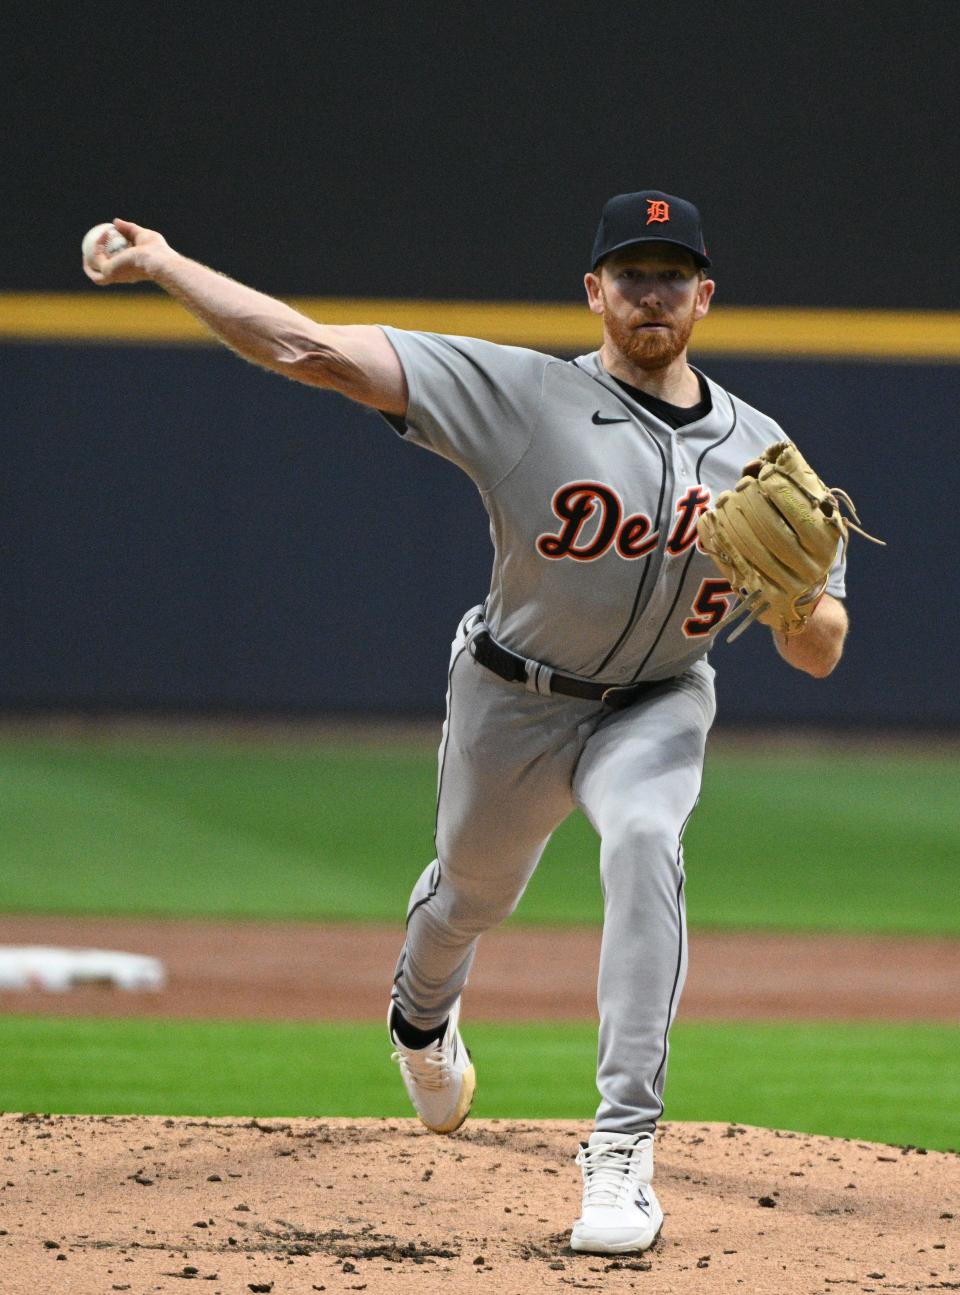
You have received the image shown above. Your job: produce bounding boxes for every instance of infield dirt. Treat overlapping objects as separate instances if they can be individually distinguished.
[1,1113,957,1295]
[2,916,959,1022]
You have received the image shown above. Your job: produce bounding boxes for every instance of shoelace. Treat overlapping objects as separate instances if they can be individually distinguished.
[575,1138,651,1208]
[391,1039,454,1092]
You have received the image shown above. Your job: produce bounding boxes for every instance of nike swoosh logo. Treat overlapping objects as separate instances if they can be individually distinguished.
[592,411,630,425]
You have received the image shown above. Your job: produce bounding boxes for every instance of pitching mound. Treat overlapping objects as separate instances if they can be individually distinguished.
[1,1115,956,1294]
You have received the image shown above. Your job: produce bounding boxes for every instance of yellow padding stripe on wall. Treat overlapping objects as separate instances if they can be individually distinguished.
[2,293,959,360]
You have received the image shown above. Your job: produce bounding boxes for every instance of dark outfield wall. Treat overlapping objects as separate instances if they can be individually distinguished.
[2,343,953,725]
[5,1,957,308]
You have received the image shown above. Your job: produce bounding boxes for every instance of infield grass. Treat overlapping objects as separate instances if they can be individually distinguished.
[1,741,957,934]
[1,1016,957,1152]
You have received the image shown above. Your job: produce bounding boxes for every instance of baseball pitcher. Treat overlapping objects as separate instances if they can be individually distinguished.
[84,190,869,1255]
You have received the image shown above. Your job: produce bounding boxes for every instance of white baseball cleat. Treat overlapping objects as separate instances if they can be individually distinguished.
[389,998,476,1134]
[570,1131,664,1254]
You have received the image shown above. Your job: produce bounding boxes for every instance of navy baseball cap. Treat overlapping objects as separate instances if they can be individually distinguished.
[591,190,711,270]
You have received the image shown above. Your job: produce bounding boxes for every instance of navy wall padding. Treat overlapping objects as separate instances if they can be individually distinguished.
[2,344,954,724]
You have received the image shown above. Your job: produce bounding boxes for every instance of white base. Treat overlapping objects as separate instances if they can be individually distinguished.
[0,946,166,992]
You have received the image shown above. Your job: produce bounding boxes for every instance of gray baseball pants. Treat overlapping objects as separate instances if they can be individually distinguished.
[391,608,716,1133]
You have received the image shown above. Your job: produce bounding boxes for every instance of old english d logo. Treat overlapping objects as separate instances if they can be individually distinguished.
[646,199,670,224]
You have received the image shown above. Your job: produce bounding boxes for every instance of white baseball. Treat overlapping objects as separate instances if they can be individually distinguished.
[82,222,130,266]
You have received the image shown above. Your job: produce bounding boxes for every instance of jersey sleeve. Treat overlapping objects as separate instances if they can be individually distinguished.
[379,327,550,492]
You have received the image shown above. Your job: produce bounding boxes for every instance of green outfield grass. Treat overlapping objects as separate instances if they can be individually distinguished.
[1,1016,957,1152]
[1,741,956,933]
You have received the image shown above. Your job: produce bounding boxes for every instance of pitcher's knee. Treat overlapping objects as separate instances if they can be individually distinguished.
[415,875,520,941]
[602,811,680,870]
[432,836,537,934]
[445,887,521,935]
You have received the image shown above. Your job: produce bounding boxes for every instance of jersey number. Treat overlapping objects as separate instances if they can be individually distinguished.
[683,578,734,637]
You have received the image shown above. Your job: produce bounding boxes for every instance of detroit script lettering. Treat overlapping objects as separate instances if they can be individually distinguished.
[536,483,712,562]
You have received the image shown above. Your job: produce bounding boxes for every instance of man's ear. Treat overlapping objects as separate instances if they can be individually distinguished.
[694,276,716,321]
[584,269,604,316]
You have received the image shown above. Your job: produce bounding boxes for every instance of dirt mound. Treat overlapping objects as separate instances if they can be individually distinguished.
[1,1114,956,1294]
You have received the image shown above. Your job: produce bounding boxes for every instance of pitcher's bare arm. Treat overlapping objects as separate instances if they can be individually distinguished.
[84,219,407,414]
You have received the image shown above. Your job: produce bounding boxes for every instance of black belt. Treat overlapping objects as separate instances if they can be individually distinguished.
[468,630,668,710]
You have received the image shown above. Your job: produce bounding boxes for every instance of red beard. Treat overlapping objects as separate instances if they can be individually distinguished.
[602,291,697,371]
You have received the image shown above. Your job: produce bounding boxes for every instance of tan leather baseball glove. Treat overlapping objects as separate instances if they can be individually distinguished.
[696,441,882,641]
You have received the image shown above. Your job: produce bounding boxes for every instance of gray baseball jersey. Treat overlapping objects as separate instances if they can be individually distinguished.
[380,328,844,683]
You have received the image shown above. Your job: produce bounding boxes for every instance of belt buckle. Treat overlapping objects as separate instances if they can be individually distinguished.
[600,684,635,710]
